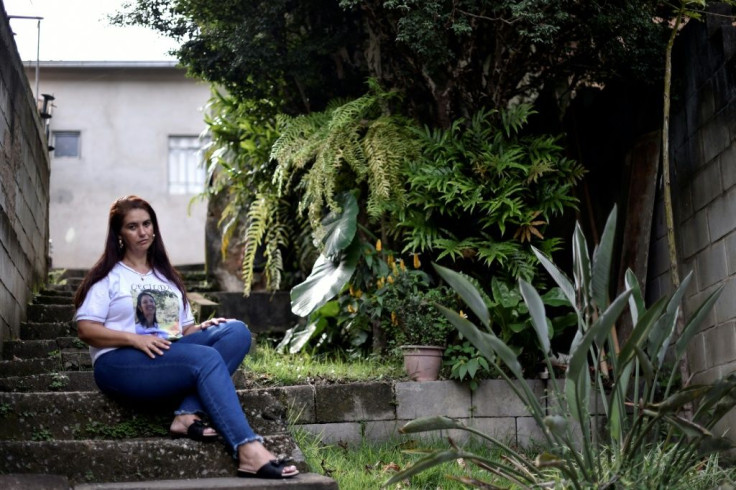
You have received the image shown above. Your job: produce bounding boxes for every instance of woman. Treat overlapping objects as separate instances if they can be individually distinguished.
[73,195,298,479]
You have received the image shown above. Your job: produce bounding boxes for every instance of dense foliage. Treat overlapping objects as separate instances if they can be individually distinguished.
[115,0,669,124]
[385,209,733,489]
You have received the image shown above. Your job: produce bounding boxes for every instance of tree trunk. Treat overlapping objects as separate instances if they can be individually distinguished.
[662,8,691,395]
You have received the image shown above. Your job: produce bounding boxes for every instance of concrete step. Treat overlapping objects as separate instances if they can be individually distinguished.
[43,283,78,294]
[0,473,338,490]
[3,339,59,359]
[0,357,63,377]
[0,389,291,441]
[20,321,76,340]
[33,294,74,305]
[27,304,76,323]
[0,371,98,392]
[0,367,257,392]
[2,336,86,359]
[59,269,88,279]
[0,435,305,484]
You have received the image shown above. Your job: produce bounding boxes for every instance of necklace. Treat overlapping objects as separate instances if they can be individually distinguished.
[123,261,151,281]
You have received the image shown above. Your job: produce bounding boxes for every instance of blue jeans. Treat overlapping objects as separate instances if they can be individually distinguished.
[94,320,262,453]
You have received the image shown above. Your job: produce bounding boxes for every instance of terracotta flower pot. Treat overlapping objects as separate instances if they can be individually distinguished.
[401,345,444,381]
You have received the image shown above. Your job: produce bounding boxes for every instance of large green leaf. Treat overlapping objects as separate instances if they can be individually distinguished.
[320,191,358,256]
[624,269,645,326]
[675,285,724,358]
[572,222,591,311]
[591,205,617,310]
[290,237,361,316]
[648,274,692,365]
[519,279,550,355]
[434,263,490,328]
[566,290,631,422]
[532,246,577,314]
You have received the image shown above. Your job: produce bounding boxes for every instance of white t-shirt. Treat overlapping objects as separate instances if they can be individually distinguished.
[75,262,195,364]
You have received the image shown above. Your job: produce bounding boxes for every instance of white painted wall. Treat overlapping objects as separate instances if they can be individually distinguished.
[26,62,212,268]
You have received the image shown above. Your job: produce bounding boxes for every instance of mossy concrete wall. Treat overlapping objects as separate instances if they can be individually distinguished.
[0,2,51,355]
[280,380,550,447]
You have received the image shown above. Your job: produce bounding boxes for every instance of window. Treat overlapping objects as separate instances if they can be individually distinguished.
[52,131,80,158]
[168,135,207,194]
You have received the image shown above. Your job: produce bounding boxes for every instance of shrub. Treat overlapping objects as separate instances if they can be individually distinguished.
[384,207,735,489]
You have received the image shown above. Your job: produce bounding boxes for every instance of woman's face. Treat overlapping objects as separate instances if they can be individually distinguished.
[139,294,156,319]
[120,209,154,255]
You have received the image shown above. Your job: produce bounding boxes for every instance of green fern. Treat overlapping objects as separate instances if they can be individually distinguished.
[202,90,314,295]
[271,83,419,244]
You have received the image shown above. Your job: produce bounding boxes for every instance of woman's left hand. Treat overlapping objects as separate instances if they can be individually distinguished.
[199,317,230,331]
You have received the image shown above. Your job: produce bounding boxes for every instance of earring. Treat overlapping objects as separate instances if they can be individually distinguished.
[118,237,124,249]
[152,233,156,238]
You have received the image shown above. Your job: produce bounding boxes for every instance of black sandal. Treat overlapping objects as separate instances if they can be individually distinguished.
[237,458,299,479]
[169,419,218,442]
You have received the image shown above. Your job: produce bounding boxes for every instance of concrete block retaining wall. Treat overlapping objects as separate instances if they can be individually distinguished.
[0,4,51,354]
[647,8,736,438]
[273,380,555,447]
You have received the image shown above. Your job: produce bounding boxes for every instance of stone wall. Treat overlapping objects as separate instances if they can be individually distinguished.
[646,6,736,428]
[0,3,51,352]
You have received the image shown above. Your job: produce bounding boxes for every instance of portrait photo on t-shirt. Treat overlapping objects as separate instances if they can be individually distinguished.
[132,287,181,339]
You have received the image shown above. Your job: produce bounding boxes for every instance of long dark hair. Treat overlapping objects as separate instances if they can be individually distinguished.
[73,195,188,309]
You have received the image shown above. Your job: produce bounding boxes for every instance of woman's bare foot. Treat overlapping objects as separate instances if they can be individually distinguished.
[237,441,299,477]
[169,413,218,438]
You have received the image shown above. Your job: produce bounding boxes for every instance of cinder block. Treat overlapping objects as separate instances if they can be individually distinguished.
[363,420,403,443]
[315,382,394,423]
[297,422,362,446]
[396,380,471,420]
[472,379,544,417]
[516,416,548,447]
[277,385,315,424]
[695,243,727,289]
[712,278,736,325]
[681,210,711,259]
[467,417,517,445]
[708,187,736,241]
[691,161,723,210]
[393,417,476,445]
[703,322,736,369]
[721,144,736,191]
[687,329,709,374]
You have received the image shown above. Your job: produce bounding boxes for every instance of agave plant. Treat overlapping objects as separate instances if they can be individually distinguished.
[383,206,734,489]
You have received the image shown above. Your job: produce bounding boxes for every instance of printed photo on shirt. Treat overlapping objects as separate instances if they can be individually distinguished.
[132,288,181,339]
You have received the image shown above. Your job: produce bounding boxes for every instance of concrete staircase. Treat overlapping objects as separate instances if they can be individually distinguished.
[0,268,337,489]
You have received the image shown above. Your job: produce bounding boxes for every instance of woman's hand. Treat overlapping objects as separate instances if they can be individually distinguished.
[130,334,171,359]
[78,320,170,359]
[182,317,232,336]
[199,317,230,331]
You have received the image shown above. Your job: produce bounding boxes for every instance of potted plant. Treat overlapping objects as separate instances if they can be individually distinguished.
[381,263,456,381]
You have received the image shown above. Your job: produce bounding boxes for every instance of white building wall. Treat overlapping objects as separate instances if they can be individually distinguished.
[27,62,212,268]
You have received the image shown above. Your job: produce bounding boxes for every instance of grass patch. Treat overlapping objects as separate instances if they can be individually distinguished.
[242,343,405,387]
[293,428,509,489]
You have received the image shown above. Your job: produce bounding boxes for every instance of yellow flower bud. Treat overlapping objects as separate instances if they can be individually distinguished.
[391,311,398,326]
[376,239,382,252]
[387,275,394,284]
[399,259,406,271]
[459,310,468,319]
[413,253,421,269]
